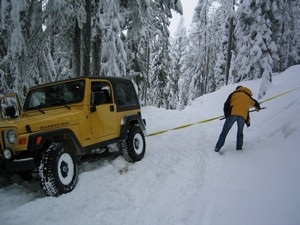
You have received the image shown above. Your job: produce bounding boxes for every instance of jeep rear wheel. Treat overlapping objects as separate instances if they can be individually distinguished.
[39,142,78,196]
[122,126,146,162]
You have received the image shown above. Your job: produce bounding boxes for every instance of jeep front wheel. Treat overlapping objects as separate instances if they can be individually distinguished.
[121,126,146,162]
[39,142,78,196]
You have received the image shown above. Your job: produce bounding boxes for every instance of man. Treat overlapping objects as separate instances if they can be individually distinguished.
[215,86,261,153]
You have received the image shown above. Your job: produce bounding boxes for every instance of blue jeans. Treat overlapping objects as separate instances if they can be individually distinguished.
[215,116,245,150]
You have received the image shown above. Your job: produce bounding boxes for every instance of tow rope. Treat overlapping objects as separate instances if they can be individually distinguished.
[147,115,222,137]
[259,86,300,104]
[146,86,300,137]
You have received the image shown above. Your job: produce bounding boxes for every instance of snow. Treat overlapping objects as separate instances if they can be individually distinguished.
[1,65,300,225]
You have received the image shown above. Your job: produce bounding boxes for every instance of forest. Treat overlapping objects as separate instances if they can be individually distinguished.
[0,0,299,109]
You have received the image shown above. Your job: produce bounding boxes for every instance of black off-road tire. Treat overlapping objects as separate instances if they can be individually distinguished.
[121,126,146,162]
[39,142,78,196]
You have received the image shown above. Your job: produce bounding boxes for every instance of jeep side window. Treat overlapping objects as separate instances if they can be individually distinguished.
[116,81,138,107]
[91,82,112,106]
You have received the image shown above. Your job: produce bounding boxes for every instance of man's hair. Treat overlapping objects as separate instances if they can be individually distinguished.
[236,85,242,90]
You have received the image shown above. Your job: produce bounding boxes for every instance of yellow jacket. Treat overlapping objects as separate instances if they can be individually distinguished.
[226,86,260,126]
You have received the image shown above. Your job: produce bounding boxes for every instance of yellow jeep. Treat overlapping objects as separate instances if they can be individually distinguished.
[0,77,146,196]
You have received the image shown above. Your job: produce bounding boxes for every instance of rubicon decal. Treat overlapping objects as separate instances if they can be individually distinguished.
[40,122,70,130]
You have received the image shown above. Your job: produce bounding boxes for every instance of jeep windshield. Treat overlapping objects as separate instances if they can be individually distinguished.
[23,80,85,111]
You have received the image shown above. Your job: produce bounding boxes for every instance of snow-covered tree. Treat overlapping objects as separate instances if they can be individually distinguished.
[186,0,213,103]
[122,0,153,104]
[233,0,279,98]
[122,0,182,106]
[213,0,237,89]
[168,17,187,109]
[98,0,126,77]
[273,0,300,72]
[149,42,169,108]
[0,0,54,98]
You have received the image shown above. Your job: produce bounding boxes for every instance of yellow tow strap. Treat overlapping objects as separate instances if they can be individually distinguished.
[259,86,300,104]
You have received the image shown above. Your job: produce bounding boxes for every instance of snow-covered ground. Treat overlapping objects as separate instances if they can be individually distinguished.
[1,65,300,225]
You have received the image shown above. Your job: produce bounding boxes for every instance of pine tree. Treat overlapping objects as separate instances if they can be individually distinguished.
[169,18,187,109]
[0,0,54,98]
[213,0,236,89]
[273,0,300,72]
[99,0,126,77]
[122,0,182,106]
[186,0,213,103]
[233,0,279,98]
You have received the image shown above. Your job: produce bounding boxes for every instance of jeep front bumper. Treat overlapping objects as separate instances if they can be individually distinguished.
[0,157,35,172]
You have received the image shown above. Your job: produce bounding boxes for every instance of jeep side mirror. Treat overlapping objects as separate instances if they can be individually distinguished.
[0,93,22,119]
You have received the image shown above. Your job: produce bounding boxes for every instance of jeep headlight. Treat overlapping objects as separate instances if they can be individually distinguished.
[6,130,17,144]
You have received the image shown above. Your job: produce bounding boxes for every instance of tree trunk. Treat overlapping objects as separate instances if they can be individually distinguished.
[204,47,210,94]
[73,20,81,77]
[82,0,91,76]
[225,0,235,85]
[143,42,150,105]
[92,33,101,76]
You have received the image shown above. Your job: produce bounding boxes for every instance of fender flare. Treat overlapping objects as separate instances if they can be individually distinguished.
[119,114,146,140]
[28,128,83,156]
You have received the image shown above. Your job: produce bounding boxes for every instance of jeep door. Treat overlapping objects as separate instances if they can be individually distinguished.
[90,81,118,139]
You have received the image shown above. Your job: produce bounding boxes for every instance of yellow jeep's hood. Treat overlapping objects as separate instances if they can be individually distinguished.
[0,108,82,135]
